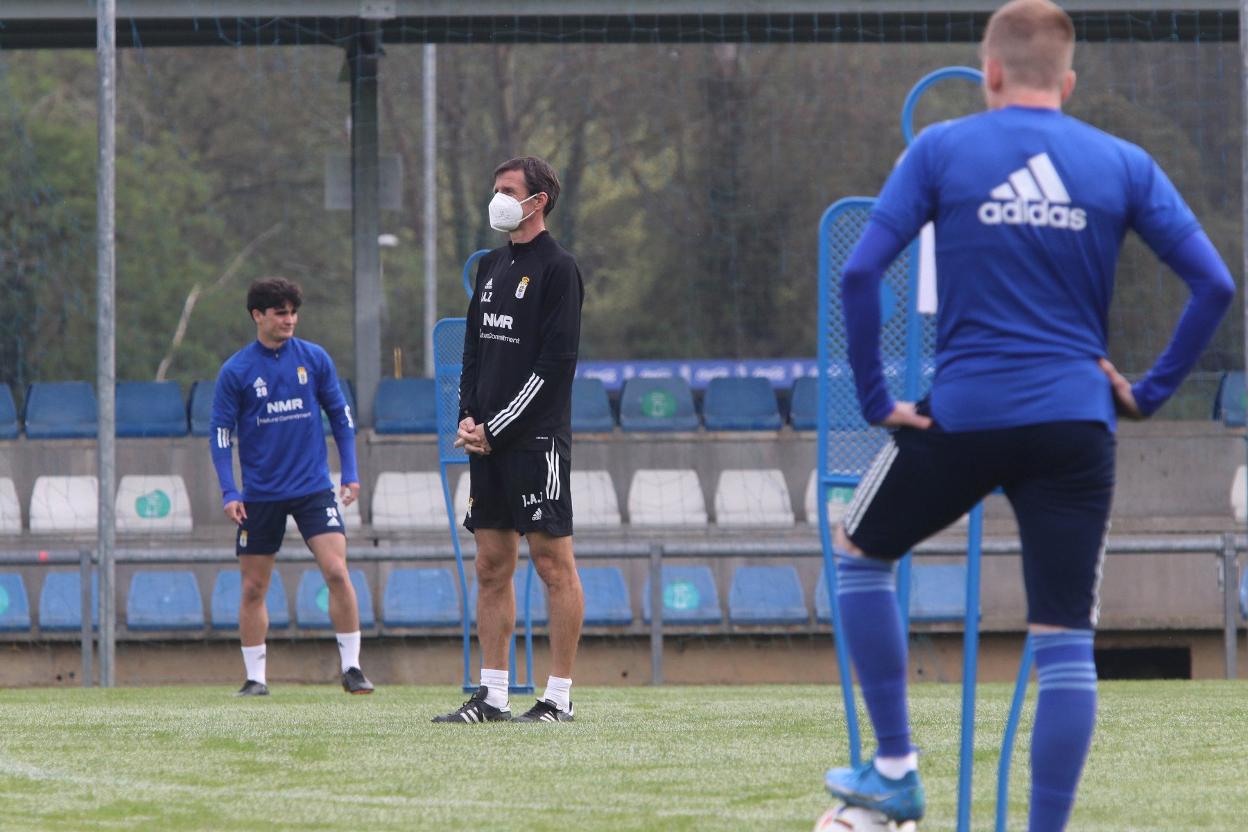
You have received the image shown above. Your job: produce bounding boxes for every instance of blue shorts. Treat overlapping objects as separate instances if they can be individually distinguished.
[236,489,346,556]
[843,415,1115,629]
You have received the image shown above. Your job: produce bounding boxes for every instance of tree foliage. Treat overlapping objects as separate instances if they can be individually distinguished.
[0,37,1239,406]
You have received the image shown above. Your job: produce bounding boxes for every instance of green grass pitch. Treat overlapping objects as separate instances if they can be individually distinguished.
[0,682,1243,831]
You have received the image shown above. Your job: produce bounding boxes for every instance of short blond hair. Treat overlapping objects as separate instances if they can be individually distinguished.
[982,0,1075,90]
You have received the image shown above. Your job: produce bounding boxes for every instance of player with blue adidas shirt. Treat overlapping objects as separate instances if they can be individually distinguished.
[824,1,1235,829]
[211,277,374,697]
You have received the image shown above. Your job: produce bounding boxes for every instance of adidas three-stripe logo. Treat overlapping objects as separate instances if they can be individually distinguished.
[977,152,1087,231]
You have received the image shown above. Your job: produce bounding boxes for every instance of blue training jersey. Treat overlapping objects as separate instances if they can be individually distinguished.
[865,106,1201,432]
[210,337,359,505]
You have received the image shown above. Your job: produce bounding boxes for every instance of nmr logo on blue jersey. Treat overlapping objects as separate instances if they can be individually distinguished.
[977,152,1086,231]
[209,337,358,504]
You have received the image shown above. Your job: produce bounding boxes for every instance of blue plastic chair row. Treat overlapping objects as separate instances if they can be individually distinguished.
[578,376,833,433]
[814,563,974,624]
[8,377,427,440]
[0,563,975,633]
[14,369,1244,438]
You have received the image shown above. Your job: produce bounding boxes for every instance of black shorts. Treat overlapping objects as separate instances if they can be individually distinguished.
[236,489,346,556]
[843,417,1115,629]
[464,440,573,537]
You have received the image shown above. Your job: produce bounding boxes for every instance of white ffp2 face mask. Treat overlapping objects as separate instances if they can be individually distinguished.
[489,191,542,232]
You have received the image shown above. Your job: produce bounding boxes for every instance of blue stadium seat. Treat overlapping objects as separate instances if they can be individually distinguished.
[468,571,549,626]
[1214,371,1246,427]
[910,564,971,622]
[642,565,721,625]
[116,381,188,437]
[210,569,290,630]
[0,573,31,631]
[579,566,631,626]
[789,377,818,430]
[728,565,807,625]
[0,384,18,439]
[126,571,204,631]
[571,378,615,432]
[188,379,216,437]
[38,571,98,631]
[25,381,97,439]
[619,378,699,432]
[382,567,460,627]
[702,377,782,431]
[373,378,437,434]
[321,378,357,432]
[816,564,973,623]
[295,568,375,629]
[815,566,833,624]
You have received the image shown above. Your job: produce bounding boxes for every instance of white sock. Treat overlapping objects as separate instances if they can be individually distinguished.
[241,643,267,686]
[542,675,572,712]
[480,668,509,709]
[874,752,919,779]
[336,631,361,673]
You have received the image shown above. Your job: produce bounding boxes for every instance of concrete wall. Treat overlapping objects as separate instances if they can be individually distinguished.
[0,419,1240,537]
[2,629,1243,688]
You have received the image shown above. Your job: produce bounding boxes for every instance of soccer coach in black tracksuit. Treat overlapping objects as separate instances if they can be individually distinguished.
[432,156,586,725]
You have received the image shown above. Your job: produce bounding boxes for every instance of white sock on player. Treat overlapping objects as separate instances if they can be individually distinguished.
[542,675,572,712]
[336,631,361,673]
[481,668,509,709]
[874,752,919,779]
[241,643,267,685]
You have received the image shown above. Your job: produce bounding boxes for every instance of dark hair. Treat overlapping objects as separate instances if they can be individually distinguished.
[493,156,561,217]
[246,277,303,315]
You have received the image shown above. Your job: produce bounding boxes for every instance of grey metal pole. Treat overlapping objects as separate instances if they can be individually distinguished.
[1222,533,1239,679]
[80,548,93,687]
[351,21,383,426]
[1239,0,1248,680]
[649,543,663,684]
[96,0,117,689]
[423,44,438,379]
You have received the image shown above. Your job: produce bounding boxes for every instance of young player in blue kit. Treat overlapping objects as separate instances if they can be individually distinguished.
[823,1,1235,829]
[211,278,374,696]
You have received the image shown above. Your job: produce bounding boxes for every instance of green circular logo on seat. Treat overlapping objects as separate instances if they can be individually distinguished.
[828,487,855,506]
[316,585,330,614]
[135,490,172,519]
[0,585,8,615]
[664,580,699,611]
[641,390,677,419]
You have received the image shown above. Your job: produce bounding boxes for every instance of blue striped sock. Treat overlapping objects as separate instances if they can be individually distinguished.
[1029,630,1097,832]
[836,552,911,759]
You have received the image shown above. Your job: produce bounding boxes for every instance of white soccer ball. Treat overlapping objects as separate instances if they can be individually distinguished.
[813,805,916,832]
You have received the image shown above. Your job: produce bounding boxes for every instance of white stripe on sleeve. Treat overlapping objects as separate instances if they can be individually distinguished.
[488,373,545,436]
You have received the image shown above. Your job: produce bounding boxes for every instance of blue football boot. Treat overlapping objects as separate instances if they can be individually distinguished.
[824,760,925,823]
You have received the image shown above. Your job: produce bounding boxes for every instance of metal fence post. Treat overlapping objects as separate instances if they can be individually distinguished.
[1221,533,1239,680]
[649,543,663,685]
[80,548,94,687]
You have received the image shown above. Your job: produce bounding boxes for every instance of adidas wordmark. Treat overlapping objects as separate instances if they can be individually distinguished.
[978,153,1086,231]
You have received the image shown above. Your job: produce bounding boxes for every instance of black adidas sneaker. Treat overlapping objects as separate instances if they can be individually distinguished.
[515,698,574,723]
[341,667,375,694]
[432,685,512,723]
[234,679,269,697]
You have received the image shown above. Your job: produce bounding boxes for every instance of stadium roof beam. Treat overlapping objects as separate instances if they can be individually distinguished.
[0,1,1238,49]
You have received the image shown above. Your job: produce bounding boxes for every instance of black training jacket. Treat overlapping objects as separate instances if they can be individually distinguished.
[459,231,583,455]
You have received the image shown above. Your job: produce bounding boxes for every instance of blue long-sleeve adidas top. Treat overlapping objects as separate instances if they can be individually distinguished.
[843,106,1235,431]
[210,337,359,506]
